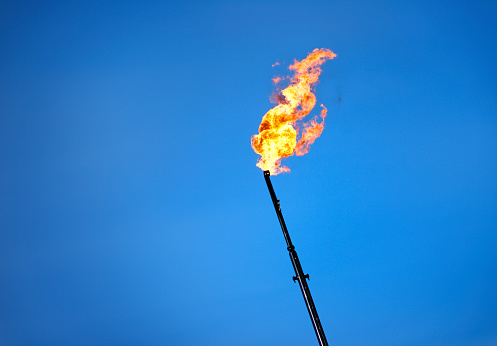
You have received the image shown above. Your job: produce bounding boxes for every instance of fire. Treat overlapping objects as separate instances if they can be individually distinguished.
[251,48,336,175]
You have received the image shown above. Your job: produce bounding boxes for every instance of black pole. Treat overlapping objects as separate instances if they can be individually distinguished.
[263,170,328,346]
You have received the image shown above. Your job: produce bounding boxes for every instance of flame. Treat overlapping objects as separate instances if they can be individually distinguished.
[251,48,336,175]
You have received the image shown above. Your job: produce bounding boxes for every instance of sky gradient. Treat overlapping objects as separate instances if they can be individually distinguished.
[1,1,496,345]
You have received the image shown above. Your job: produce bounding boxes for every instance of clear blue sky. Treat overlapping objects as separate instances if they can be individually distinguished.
[1,1,496,345]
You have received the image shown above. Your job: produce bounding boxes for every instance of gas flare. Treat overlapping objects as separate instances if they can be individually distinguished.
[251,48,336,175]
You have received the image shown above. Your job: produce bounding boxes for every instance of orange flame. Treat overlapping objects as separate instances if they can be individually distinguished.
[251,48,336,175]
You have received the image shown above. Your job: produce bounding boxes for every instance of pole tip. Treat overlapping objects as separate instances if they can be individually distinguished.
[264,170,270,177]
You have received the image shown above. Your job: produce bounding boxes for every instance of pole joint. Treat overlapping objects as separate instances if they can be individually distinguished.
[293,274,310,282]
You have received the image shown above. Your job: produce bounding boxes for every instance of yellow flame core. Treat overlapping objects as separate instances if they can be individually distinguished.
[251,48,336,175]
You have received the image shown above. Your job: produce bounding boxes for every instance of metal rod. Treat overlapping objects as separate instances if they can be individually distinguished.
[263,170,328,346]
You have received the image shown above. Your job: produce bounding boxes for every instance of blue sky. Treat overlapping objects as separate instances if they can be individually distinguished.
[1,1,496,345]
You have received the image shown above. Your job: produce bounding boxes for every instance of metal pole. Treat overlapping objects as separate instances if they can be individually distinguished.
[263,170,328,346]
